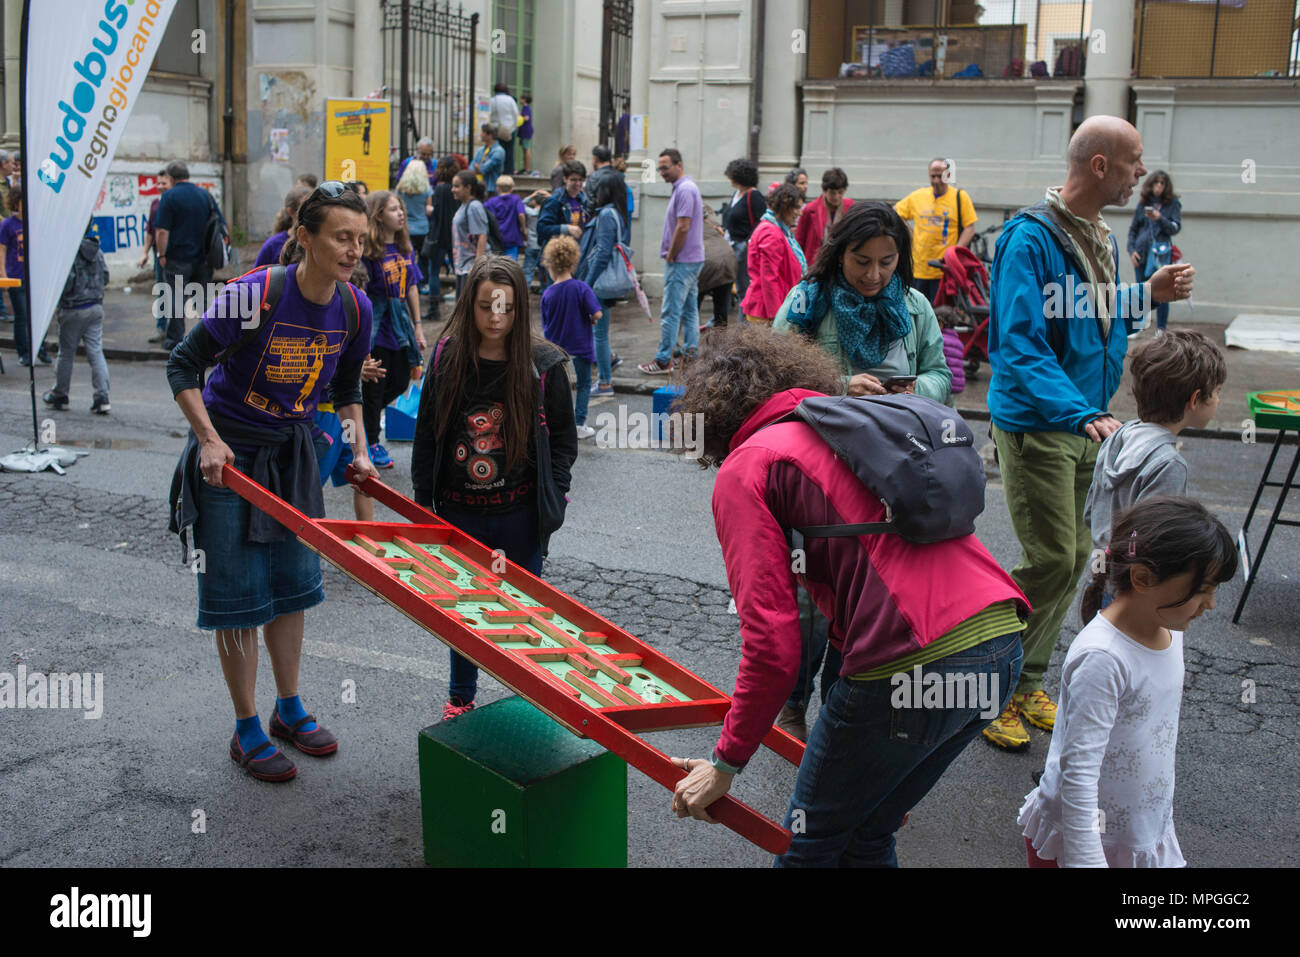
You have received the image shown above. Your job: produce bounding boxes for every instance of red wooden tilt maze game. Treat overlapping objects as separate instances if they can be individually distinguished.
[221,464,805,855]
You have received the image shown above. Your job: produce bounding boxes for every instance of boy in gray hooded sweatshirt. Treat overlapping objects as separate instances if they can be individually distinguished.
[1084,330,1226,561]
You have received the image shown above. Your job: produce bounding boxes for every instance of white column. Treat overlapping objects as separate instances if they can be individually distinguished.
[354,0,383,98]
[758,0,806,173]
[1083,0,1136,119]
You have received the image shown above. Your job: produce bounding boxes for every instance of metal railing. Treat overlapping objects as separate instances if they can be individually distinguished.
[381,0,481,174]
[1135,0,1300,78]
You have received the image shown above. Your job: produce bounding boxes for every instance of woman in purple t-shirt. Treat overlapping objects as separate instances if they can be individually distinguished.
[166,183,378,784]
[362,190,426,475]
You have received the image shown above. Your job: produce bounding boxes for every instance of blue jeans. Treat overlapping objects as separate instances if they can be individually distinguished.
[439,503,543,703]
[775,630,1023,867]
[594,299,615,383]
[523,246,541,287]
[572,357,592,425]
[10,287,30,360]
[656,260,703,365]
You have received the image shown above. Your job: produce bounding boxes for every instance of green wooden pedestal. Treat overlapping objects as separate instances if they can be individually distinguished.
[418,696,628,867]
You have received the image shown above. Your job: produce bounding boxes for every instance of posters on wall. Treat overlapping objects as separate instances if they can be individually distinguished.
[323,98,392,189]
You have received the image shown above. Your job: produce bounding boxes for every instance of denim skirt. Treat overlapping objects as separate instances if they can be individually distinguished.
[192,448,325,630]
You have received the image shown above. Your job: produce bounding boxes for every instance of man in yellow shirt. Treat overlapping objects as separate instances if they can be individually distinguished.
[895,159,977,302]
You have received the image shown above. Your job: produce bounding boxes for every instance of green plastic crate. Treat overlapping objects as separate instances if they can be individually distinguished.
[418,696,627,867]
[1247,390,1300,431]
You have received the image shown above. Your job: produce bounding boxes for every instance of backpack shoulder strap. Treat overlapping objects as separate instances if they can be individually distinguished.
[215,265,285,365]
[956,189,964,236]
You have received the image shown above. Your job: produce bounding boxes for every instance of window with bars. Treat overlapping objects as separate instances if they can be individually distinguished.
[492,0,535,95]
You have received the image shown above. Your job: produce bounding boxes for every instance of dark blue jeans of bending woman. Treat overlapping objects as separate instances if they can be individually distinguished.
[440,503,543,703]
[774,629,1022,867]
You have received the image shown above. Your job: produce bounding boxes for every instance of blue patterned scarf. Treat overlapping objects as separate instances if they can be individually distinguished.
[784,271,913,370]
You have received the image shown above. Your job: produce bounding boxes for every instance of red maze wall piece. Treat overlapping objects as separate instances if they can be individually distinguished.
[220,464,805,855]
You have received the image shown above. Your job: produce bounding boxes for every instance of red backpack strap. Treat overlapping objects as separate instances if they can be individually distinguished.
[215,265,284,365]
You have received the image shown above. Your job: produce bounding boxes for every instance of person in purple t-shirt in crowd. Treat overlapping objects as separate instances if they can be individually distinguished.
[255,184,311,268]
[166,182,378,784]
[516,95,534,174]
[639,149,705,374]
[362,190,426,474]
[484,175,527,261]
[540,235,602,438]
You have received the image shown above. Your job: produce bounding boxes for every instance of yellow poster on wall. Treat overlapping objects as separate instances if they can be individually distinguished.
[324,98,391,189]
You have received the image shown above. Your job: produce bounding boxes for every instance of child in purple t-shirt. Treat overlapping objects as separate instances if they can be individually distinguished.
[361,190,426,481]
[540,235,601,438]
[484,175,527,260]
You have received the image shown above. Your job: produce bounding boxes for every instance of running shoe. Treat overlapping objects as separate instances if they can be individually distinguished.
[1013,689,1057,732]
[369,442,394,469]
[981,701,1030,751]
[575,424,596,439]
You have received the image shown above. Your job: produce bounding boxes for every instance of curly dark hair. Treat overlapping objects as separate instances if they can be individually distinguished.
[724,158,759,189]
[673,325,842,468]
[767,183,804,219]
[1139,170,1177,206]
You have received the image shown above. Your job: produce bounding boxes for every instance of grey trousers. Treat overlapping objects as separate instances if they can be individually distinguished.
[53,305,110,401]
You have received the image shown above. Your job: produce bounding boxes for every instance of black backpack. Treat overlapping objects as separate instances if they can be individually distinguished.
[203,190,231,270]
[778,393,986,544]
[213,265,360,367]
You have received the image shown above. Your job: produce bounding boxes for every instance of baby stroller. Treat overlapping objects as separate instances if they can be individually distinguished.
[931,245,990,379]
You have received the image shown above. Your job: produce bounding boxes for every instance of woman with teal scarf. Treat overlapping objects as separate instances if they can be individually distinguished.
[739,184,806,323]
[774,201,951,403]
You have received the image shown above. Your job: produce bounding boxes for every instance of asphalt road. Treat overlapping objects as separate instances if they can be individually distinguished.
[0,359,1296,867]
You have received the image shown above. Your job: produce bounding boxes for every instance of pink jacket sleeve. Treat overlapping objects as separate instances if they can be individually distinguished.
[711,448,804,768]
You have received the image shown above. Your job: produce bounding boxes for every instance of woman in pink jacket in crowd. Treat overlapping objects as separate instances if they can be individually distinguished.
[668,326,1029,867]
[739,184,806,323]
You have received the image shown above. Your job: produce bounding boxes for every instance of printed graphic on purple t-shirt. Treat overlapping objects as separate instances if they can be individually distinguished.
[365,243,423,351]
[0,216,24,280]
[201,264,372,428]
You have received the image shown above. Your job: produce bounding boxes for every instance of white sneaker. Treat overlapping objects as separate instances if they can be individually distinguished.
[575,425,596,439]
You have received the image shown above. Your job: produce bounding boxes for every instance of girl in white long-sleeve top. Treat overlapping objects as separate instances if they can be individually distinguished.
[1018,497,1236,867]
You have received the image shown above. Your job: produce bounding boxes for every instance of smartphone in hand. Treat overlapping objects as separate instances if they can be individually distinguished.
[882,374,917,390]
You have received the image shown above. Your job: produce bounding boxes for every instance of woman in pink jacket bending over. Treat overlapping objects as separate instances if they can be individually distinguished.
[668,326,1029,867]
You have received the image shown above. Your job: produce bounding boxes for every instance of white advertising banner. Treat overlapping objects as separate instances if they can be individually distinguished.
[25,0,179,346]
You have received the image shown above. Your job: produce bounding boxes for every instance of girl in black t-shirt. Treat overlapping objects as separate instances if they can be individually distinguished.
[410,255,577,722]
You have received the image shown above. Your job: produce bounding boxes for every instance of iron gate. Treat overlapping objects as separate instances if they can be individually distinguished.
[599,0,634,154]
[381,0,480,179]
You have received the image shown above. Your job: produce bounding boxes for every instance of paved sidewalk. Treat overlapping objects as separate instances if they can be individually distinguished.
[3,244,1297,438]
